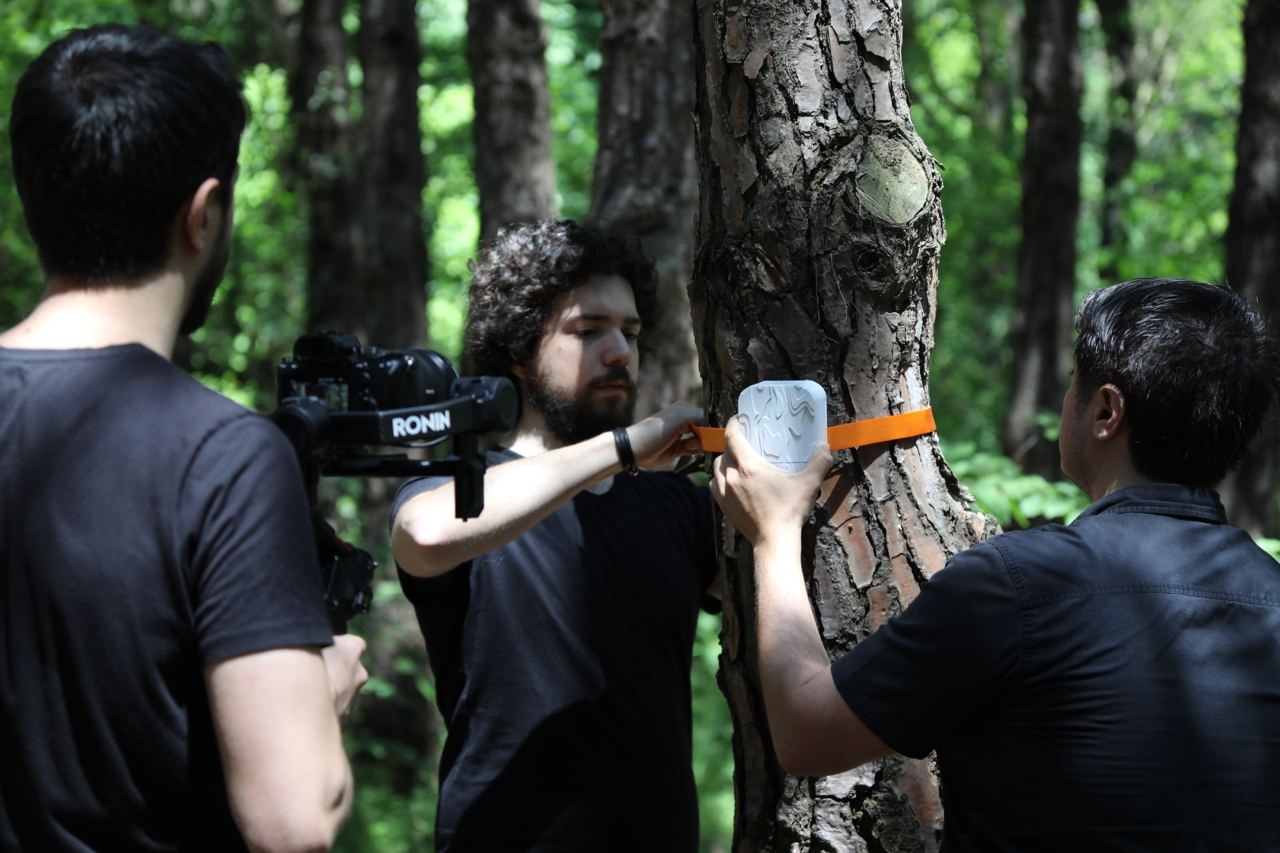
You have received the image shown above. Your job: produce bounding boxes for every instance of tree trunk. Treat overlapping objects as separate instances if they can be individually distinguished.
[692,2,993,849]
[1096,0,1137,284]
[1220,0,1280,537]
[972,0,1020,145]
[290,0,361,336]
[289,0,437,811]
[356,0,429,349]
[1003,0,1081,478]
[588,0,700,415]
[467,0,558,243]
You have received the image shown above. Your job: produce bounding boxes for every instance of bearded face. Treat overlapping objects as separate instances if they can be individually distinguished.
[517,275,642,446]
[524,362,636,446]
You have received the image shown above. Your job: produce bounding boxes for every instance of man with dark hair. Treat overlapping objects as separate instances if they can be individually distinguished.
[712,278,1280,850]
[392,219,716,851]
[1,25,366,852]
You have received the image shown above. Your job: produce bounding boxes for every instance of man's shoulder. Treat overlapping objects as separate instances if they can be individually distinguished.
[934,525,1081,603]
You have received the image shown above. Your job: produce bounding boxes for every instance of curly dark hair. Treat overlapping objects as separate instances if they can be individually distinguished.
[465,220,659,378]
[1074,278,1280,486]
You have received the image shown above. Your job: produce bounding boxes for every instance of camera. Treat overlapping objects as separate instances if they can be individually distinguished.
[272,332,518,631]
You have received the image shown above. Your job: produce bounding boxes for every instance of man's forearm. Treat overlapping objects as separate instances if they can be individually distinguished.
[393,431,624,577]
[752,530,892,776]
[754,531,833,725]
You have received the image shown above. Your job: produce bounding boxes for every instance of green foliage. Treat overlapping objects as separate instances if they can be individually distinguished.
[902,0,1020,448]
[337,760,438,853]
[191,62,306,408]
[692,611,734,849]
[946,439,1091,528]
[543,0,602,220]
[1256,539,1280,562]
[1094,2,1244,285]
[420,0,477,363]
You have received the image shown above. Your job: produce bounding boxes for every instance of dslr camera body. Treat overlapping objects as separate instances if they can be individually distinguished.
[273,332,518,631]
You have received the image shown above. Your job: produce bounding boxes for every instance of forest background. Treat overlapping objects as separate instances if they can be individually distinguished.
[1,0,1275,850]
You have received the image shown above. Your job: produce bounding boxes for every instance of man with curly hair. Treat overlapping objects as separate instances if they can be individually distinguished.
[392,220,716,851]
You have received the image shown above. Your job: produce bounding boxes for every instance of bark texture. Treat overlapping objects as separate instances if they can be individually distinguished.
[1220,0,1280,536]
[1096,0,1137,284]
[589,0,700,415]
[468,0,558,243]
[1003,0,1081,477]
[692,2,992,849]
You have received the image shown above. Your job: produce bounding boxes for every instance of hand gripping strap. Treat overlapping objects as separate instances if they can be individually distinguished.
[691,407,936,454]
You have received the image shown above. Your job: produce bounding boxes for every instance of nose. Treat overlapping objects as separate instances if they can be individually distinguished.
[602,328,632,367]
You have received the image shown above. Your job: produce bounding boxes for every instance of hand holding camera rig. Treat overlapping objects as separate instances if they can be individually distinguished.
[272,332,518,632]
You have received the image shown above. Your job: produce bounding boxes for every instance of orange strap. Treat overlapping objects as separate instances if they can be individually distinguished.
[692,407,936,453]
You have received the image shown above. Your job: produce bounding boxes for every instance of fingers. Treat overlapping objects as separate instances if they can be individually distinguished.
[722,413,749,464]
[803,443,834,480]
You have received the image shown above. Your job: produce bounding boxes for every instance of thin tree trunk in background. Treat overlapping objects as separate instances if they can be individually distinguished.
[693,1,993,848]
[290,0,361,335]
[290,0,437,813]
[1003,0,1081,478]
[357,0,429,349]
[972,0,1020,145]
[1220,0,1280,537]
[588,0,699,415]
[467,0,558,243]
[1096,0,1137,284]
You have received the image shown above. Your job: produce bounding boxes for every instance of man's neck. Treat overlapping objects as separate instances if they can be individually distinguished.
[507,416,563,458]
[1084,458,1152,503]
[0,273,185,360]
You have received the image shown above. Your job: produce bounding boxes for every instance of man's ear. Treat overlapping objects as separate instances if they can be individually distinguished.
[178,177,223,254]
[510,363,527,381]
[1092,383,1127,441]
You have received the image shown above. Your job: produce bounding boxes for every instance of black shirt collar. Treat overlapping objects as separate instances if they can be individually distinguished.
[1073,483,1227,525]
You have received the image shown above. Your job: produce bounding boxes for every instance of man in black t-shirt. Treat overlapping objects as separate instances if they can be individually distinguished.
[712,278,1280,851]
[1,25,366,852]
[392,221,717,851]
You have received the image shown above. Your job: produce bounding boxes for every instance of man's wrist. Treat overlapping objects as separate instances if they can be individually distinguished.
[754,529,803,564]
[612,426,640,475]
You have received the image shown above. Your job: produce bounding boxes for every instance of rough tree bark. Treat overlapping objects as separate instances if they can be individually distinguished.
[1002,0,1081,478]
[1096,0,1137,284]
[588,0,700,415]
[692,1,993,849]
[467,0,558,243]
[1220,0,1280,537]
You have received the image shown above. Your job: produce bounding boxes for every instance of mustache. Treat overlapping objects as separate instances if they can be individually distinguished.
[586,367,635,393]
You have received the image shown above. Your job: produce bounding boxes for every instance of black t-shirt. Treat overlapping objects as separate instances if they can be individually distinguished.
[833,484,1280,852]
[0,345,332,852]
[394,448,717,852]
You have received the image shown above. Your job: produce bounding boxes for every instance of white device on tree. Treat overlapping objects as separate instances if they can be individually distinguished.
[736,380,828,473]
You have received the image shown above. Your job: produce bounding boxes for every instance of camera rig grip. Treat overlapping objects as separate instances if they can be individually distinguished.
[272,341,518,632]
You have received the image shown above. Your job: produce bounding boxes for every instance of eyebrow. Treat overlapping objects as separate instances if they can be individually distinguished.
[571,313,642,326]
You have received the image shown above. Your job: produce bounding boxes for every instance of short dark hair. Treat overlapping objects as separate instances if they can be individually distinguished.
[464,219,659,378]
[10,24,246,282]
[1073,278,1280,486]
